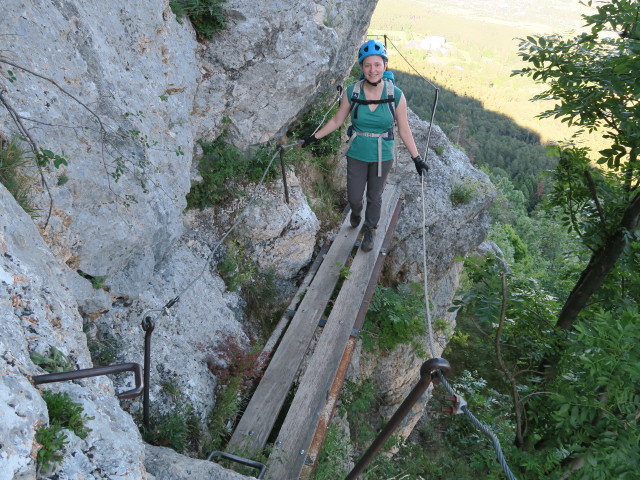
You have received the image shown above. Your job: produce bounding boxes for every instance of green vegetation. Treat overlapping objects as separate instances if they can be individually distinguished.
[77,270,108,290]
[341,379,379,447]
[0,138,37,215]
[217,240,255,292]
[143,407,197,453]
[361,283,427,354]
[204,333,267,455]
[170,0,226,39]
[30,348,74,374]
[312,422,353,480]
[217,239,285,332]
[186,130,278,210]
[142,333,268,460]
[450,180,477,206]
[41,391,92,439]
[36,390,93,471]
[87,334,120,367]
[35,424,67,472]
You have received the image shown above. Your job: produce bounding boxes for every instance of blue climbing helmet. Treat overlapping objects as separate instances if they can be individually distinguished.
[358,39,388,64]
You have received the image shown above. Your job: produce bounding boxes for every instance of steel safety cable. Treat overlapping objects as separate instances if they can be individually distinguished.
[147,90,344,321]
[311,86,344,137]
[158,141,300,314]
[413,103,519,480]
[421,173,437,360]
[391,32,519,478]
[417,120,518,480]
[436,370,519,480]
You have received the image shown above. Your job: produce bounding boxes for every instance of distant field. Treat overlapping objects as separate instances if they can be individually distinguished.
[370,0,600,149]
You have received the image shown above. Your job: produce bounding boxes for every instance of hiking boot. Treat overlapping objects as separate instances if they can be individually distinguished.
[360,226,374,252]
[350,212,361,228]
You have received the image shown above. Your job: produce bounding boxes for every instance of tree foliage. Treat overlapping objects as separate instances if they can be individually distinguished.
[444,3,640,476]
[514,0,640,331]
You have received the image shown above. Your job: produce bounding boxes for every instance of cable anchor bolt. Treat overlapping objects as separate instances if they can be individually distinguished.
[441,394,467,415]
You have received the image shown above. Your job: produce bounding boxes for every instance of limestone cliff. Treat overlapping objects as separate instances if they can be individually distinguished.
[0,0,494,478]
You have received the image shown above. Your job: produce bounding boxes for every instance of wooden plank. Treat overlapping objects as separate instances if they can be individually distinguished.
[302,194,404,479]
[265,185,400,480]
[227,215,361,456]
[262,244,329,355]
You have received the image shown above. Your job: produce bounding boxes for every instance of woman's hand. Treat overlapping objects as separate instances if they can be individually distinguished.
[412,155,429,176]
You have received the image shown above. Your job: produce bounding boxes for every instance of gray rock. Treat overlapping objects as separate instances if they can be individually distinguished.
[0,0,498,475]
[236,170,320,277]
[0,186,149,479]
[144,445,255,480]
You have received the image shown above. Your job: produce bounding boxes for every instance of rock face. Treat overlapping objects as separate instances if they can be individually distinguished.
[144,445,254,480]
[0,187,150,480]
[0,0,495,478]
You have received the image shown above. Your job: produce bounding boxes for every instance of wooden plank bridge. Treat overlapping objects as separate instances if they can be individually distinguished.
[226,185,403,480]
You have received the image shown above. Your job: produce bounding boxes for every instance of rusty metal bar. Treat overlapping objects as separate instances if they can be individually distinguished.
[344,357,451,480]
[142,316,155,428]
[279,146,290,204]
[32,362,144,400]
[208,451,266,479]
[302,336,356,479]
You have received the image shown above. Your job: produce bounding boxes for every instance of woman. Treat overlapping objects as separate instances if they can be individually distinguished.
[303,39,428,252]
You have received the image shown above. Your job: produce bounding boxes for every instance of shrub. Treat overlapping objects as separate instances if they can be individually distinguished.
[30,348,74,374]
[204,333,268,453]
[217,240,255,292]
[35,424,67,471]
[36,390,93,471]
[361,283,427,353]
[340,379,378,446]
[450,180,477,206]
[0,138,37,215]
[186,133,278,210]
[144,409,192,453]
[170,0,226,39]
[41,391,92,440]
[313,422,353,480]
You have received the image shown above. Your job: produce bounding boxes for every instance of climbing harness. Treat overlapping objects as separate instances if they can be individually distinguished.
[347,76,397,177]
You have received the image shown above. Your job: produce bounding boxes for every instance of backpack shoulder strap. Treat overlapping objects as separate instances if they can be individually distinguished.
[349,80,364,118]
[384,78,397,124]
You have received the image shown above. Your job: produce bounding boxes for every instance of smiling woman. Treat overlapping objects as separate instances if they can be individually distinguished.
[302,39,427,252]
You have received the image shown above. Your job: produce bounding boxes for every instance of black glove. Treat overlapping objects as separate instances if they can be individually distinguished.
[301,134,319,148]
[412,155,429,176]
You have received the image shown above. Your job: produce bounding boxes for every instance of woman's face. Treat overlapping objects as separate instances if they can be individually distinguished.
[361,55,387,84]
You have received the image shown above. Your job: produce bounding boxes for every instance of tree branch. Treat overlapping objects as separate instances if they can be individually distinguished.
[556,190,640,330]
[583,168,606,226]
[0,91,53,228]
[494,272,525,448]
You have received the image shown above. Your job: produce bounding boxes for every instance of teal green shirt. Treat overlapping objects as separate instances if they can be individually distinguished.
[346,81,402,163]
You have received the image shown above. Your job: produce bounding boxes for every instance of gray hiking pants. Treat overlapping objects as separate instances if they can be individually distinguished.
[347,157,393,229]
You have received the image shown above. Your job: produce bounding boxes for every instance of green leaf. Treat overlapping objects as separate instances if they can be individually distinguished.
[53,157,68,169]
